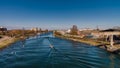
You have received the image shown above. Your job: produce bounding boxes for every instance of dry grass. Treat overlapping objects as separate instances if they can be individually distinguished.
[0,37,18,48]
[55,34,109,46]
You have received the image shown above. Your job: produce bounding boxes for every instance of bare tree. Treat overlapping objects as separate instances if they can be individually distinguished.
[70,25,78,35]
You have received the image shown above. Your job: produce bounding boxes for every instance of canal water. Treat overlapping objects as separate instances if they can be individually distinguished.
[0,32,120,68]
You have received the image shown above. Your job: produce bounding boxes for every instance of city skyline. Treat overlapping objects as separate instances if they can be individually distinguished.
[0,0,120,29]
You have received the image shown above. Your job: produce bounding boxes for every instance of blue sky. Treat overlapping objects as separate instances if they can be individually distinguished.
[0,0,120,29]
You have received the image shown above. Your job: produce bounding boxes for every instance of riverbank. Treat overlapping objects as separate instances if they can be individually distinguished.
[0,34,36,49]
[54,32,120,54]
[0,36,19,49]
[54,34,109,46]
[0,32,49,49]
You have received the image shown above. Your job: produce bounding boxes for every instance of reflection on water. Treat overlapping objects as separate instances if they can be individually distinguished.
[0,32,120,68]
[109,54,115,68]
[21,39,26,48]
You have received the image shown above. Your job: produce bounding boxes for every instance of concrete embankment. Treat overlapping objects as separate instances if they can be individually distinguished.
[0,36,18,49]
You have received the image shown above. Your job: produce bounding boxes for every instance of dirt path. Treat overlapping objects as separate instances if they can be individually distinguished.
[0,36,12,43]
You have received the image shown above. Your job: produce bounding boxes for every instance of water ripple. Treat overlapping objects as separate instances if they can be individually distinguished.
[0,32,120,68]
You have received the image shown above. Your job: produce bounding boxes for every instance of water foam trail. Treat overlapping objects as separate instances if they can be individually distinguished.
[45,37,87,67]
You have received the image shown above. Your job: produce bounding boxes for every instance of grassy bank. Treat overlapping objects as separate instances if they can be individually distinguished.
[54,33,109,46]
[0,37,19,49]
[0,31,49,49]
[54,32,120,53]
